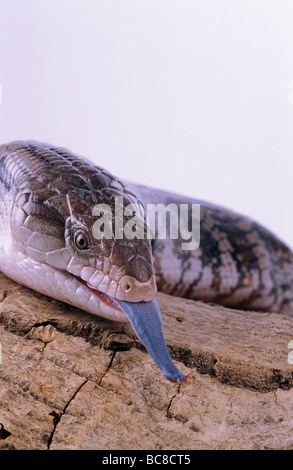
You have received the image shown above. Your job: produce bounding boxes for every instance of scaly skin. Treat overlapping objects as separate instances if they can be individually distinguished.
[0,140,292,382]
[125,181,293,316]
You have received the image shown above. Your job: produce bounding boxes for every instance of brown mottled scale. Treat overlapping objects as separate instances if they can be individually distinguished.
[0,140,292,316]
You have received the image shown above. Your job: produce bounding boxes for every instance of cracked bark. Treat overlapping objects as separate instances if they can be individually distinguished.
[0,272,293,450]
[47,379,88,449]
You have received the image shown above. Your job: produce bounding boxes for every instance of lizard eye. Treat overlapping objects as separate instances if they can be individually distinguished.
[74,231,89,251]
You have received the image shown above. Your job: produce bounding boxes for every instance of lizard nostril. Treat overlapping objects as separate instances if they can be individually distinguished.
[121,279,132,292]
[117,274,157,302]
[120,277,138,295]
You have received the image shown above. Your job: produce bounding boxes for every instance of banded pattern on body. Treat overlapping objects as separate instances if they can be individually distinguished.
[126,182,293,317]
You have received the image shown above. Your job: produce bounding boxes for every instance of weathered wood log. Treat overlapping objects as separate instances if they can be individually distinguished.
[0,271,293,450]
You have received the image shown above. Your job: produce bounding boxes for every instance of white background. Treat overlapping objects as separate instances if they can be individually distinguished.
[0,0,293,248]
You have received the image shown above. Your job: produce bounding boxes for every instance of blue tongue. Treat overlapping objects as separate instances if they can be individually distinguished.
[116,298,185,383]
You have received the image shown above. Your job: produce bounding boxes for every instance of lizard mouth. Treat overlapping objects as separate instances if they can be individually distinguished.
[71,274,123,313]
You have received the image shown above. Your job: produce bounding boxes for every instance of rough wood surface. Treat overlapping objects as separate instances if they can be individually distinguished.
[0,271,293,450]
